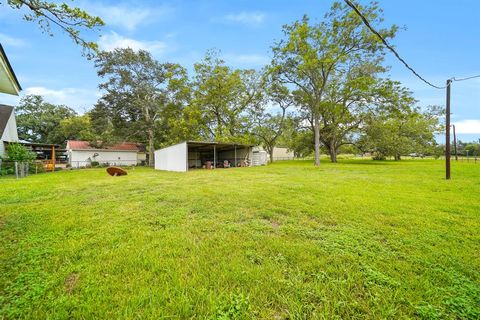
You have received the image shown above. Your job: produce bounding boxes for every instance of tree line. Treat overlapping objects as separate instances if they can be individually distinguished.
[14,1,445,166]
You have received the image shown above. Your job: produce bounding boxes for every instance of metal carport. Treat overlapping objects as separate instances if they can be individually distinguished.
[154,141,254,172]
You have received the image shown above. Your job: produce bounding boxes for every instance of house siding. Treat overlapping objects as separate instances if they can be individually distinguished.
[0,111,19,158]
[68,149,138,167]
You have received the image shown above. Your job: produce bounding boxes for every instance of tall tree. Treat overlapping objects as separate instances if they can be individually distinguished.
[357,82,443,160]
[187,51,262,143]
[94,48,189,166]
[316,60,385,162]
[250,80,293,163]
[271,1,397,166]
[6,0,104,56]
[54,114,94,142]
[277,115,315,158]
[15,94,77,144]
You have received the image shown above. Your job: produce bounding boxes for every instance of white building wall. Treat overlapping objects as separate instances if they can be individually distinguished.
[1,112,18,142]
[254,146,294,161]
[252,150,268,166]
[0,111,19,158]
[154,142,187,172]
[137,152,147,164]
[272,147,294,160]
[68,150,138,167]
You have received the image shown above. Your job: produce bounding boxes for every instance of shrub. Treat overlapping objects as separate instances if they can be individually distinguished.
[0,166,14,176]
[372,152,386,160]
[2,143,36,162]
[29,162,46,174]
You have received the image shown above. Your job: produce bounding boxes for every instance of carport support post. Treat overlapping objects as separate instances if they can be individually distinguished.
[213,144,216,169]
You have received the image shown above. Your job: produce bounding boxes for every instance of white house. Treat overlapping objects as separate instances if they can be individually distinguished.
[0,43,21,159]
[66,140,146,167]
[0,105,19,158]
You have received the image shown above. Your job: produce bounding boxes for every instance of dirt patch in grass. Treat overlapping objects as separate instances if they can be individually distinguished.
[64,273,79,294]
[271,220,280,230]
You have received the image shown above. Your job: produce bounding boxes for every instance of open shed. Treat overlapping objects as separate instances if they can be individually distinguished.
[154,141,255,172]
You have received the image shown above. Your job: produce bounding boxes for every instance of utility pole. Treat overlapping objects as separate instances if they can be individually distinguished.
[445,79,452,180]
[452,124,458,161]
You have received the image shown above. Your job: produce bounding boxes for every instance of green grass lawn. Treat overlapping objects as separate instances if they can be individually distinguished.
[1,159,479,319]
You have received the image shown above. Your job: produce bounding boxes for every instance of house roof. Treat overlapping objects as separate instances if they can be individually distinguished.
[67,140,145,152]
[0,44,21,95]
[0,104,14,138]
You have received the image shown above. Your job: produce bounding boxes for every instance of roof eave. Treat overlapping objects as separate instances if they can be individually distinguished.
[0,44,22,95]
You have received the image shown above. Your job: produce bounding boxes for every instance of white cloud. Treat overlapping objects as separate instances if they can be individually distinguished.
[453,119,480,134]
[83,2,173,31]
[98,32,167,55]
[225,54,269,68]
[24,87,99,111]
[0,33,26,47]
[223,11,265,26]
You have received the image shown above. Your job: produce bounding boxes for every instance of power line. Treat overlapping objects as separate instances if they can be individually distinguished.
[452,75,480,82]
[344,0,446,90]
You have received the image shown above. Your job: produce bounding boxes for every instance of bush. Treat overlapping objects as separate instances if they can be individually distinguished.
[372,152,386,160]
[29,162,46,174]
[0,166,14,176]
[91,161,100,167]
[2,143,36,162]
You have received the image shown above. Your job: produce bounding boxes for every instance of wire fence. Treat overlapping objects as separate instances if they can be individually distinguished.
[68,160,144,169]
[0,161,46,178]
[0,160,147,178]
[451,156,479,163]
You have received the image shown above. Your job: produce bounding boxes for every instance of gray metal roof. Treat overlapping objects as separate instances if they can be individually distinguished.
[186,140,254,151]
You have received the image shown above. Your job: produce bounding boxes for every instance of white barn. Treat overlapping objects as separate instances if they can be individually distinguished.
[66,140,146,167]
[0,43,22,159]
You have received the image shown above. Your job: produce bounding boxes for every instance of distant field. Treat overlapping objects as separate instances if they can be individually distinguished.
[1,159,479,319]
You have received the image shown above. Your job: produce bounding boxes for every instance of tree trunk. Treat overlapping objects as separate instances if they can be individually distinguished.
[268,146,274,163]
[148,128,155,167]
[394,154,401,161]
[329,145,337,163]
[143,102,155,167]
[314,115,320,167]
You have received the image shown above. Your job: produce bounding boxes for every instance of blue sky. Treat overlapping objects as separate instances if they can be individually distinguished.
[1,0,479,141]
